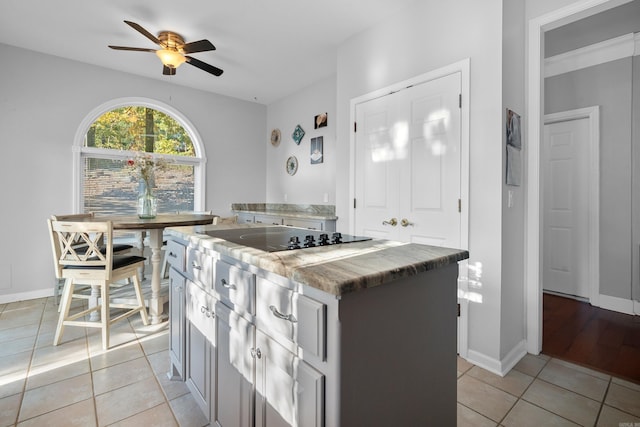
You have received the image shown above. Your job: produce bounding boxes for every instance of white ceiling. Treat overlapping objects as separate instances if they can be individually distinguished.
[0,0,416,105]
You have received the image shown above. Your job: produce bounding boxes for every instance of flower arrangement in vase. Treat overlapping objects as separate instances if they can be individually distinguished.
[127,152,167,218]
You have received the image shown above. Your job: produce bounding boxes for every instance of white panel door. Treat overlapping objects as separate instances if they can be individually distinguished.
[543,118,590,299]
[354,72,461,248]
[354,95,399,240]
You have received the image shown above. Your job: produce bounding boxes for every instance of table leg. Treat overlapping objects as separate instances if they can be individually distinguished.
[147,229,165,324]
[89,285,100,322]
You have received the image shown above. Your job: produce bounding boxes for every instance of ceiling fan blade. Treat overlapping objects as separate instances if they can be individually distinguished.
[124,20,162,46]
[163,66,177,76]
[182,39,216,54]
[109,46,156,52]
[185,56,223,76]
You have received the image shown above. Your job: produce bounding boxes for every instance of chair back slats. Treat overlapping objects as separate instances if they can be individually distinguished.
[49,220,115,278]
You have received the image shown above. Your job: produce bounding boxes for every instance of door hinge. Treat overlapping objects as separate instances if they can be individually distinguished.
[459,94,462,109]
[458,199,461,213]
[354,198,357,209]
[354,122,357,132]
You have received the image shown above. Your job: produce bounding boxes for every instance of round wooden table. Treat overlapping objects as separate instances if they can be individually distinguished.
[90,213,216,324]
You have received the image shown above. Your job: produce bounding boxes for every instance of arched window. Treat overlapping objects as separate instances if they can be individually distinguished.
[73,98,206,214]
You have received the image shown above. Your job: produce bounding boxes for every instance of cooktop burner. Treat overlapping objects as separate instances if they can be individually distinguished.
[199,226,371,252]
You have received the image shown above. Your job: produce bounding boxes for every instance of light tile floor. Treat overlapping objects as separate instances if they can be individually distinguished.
[1,297,640,426]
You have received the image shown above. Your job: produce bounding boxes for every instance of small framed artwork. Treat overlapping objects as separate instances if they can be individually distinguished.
[270,128,281,147]
[292,124,305,145]
[311,136,323,164]
[505,109,522,186]
[506,109,521,149]
[314,112,327,129]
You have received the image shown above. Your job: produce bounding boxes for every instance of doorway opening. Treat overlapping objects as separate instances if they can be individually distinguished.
[526,0,636,354]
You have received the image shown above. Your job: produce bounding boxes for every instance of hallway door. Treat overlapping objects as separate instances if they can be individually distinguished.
[542,116,591,299]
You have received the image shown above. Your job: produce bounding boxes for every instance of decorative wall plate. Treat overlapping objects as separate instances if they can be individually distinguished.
[292,124,305,145]
[286,156,298,175]
[270,128,281,146]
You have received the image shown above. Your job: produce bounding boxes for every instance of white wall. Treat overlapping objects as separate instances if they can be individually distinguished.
[335,0,508,367]
[266,76,337,205]
[501,0,527,361]
[0,43,266,302]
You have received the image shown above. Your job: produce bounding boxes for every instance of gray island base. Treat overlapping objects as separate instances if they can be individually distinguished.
[165,223,468,427]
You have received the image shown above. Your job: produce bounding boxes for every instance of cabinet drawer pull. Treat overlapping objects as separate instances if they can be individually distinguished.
[200,305,214,318]
[191,262,202,270]
[168,251,177,258]
[250,347,262,359]
[269,305,297,323]
[220,279,236,290]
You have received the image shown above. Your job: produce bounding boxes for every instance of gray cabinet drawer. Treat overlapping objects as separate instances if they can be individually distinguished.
[186,247,215,289]
[166,240,186,272]
[256,277,326,359]
[215,261,255,316]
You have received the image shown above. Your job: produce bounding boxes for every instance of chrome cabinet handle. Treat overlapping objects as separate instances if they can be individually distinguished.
[168,251,177,258]
[382,218,398,226]
[269,305,297,323]
[251,347,262,359]
[200,306,213,318]
[401,218,414,227]
[191,261,202,270]
[220,278,236,290]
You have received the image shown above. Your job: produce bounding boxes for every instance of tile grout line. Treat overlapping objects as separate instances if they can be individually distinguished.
[12,299,48,426]
[507,356,592,426]
[496,356,552,426]
[87,306,100,427]
[134,316,182,426]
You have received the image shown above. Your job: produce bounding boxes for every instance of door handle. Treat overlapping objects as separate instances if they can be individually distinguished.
[401,219,414,227]
[382,218,398,226]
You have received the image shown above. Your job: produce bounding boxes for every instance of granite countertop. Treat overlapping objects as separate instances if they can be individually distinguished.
[167,224,469,296]
[231,203,338,220]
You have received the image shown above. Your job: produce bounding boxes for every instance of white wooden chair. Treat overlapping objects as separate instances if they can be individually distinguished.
[50,213,134,305]
[48,219,149,350]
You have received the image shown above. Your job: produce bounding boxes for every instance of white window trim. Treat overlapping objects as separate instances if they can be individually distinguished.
[72,97,207,212]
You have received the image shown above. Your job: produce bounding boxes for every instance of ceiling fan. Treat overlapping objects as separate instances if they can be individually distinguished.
[109,20,223,77]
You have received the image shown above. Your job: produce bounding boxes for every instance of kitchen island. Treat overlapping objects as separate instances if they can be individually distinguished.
[165,223,468,426]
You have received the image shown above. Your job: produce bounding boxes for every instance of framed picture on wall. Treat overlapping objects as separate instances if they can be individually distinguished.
[314,112,327,129]
[506,109,522,186]
[311,136,323,164]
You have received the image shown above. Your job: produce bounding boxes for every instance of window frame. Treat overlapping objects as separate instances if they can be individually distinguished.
[73,97,207,212]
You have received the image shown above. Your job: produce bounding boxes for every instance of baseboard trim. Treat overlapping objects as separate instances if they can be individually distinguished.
[500,340,528,376]
[597,293,636,315]
[465,350,502,376]
[0,288,54,305]
[465,340,527,377]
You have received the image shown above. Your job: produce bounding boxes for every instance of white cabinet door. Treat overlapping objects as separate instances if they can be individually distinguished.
[213,302,255,427]
[185,281,217,420]
[254,331,325,427]
[354,72,462,248]
[168,268,186,380]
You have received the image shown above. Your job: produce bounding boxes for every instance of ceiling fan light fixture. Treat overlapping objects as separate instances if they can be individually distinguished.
[156,49,186,68]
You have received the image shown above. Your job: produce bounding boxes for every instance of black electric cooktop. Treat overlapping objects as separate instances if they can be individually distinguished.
[199,226,371,252]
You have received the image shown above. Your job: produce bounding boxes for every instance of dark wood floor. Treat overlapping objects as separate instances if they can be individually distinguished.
[543,293,640,384]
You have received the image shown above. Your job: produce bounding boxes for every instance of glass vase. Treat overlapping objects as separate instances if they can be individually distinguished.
[137,180,157,219]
